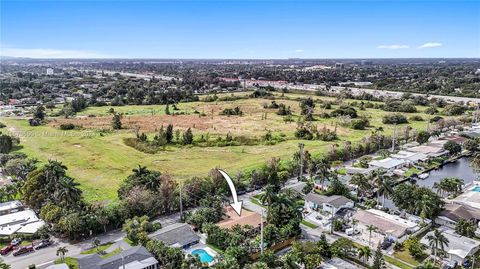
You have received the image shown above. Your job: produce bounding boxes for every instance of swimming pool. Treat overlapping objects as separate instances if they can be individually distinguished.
[472,186,480,192]
[191,249,214,263]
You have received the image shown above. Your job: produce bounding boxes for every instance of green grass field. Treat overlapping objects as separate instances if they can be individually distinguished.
[1,91,456,201]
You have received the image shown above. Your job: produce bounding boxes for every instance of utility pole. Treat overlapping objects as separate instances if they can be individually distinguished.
[260,209,264,255]
[299,143,304,182]
[391,123,397,152]
[179,182,183,222]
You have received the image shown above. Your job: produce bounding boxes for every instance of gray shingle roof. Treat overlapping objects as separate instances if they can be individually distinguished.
[305,193,353,208]
[148,223,199,247]
[78,246,155,269]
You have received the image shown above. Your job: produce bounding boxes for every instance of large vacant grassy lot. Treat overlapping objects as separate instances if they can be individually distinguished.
[1,91,451,201]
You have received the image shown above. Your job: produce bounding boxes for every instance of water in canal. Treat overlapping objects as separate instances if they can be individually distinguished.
[382,157,478,210]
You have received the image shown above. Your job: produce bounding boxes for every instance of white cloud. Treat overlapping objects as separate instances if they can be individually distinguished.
[377,44,410,49]
[419,42,442,49]
[294,49,304,53]
[0,47,111,58]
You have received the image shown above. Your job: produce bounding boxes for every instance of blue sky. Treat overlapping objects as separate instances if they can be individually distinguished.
[1,0,479,58]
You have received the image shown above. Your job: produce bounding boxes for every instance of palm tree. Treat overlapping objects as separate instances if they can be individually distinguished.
[314,158,331,189]
[373,172,394,206]
[56,177,82,207]
[56,246,68,262]
[426,229,449,264]
[358,246,372,263]
[349,173,372,197]
[416,260,440,269]
[471,152,480,176]
[132,165,148,177]
[351,219,359,238]
[260,184,278,208]
[366,225,378,246]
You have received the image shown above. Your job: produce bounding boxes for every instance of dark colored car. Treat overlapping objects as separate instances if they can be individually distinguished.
[381,240,392,250]
[237,190,246,195]
[0,244,14,255]
[13,245,34,256]
[34,239,52,250]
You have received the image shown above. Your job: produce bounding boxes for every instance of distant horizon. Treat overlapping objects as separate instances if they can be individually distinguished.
[1,0,479,59]
[2,56,480,61]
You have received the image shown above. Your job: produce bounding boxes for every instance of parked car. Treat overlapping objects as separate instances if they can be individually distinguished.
[245,187,254,193]
[13,245,34,256]
[34,239,52,250]
[0,244,14,255]
[345,228,360,236]
[237,190,246,195]
[381,239,392,250]
[11,238,22,246]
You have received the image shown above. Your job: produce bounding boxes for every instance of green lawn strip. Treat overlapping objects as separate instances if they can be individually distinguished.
[80,242,113,254]
[336,167,347,175]
[206,244,224,255]
[54,257,79,269]
[123,238,134,246]
[301,219,318,229]
[101,248,122,259]
[404,167,421,177]
[384,255,415,269]
[393,249,423,266]
[250,198,266,208]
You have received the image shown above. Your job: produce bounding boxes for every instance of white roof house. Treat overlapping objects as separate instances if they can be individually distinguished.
[352,209,420,240]
[368,158,406,170]
[0,200,24,215]
[0,209,45,236]
[421,229,480,263]
[391,151,428,164]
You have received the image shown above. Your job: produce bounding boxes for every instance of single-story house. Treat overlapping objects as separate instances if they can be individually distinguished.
[408,145,448,158]
[216,206,264,234]
[368,157,406,171]
[420,229,480,264]
[319,257,361,269]
[0,200,24,216]
[436,203,480,230]
[443,135,467,145]
[0,208,45,236]
[352,209,420,241]
[305,193,354,214]
[345,166,378,176]
[78,246,159,269]
[390,151,429,164]
[148,223,200,249]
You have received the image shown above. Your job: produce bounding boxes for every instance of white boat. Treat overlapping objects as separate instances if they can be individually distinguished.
[418,173,429,179]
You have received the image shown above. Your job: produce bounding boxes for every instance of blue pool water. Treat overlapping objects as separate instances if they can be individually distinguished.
[472,186,480,192]
[191,249,214,263]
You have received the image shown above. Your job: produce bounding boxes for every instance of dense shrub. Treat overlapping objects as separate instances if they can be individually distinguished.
[331,105,357,118]
[409,115,424,121]
[382,114,408,124]
[59,123,76,130]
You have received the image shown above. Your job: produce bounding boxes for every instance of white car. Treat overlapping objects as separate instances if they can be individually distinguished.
[345,228,360,236]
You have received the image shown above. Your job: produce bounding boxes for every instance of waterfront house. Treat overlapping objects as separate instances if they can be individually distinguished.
[368,157,406,171]
[436,203,480,230]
